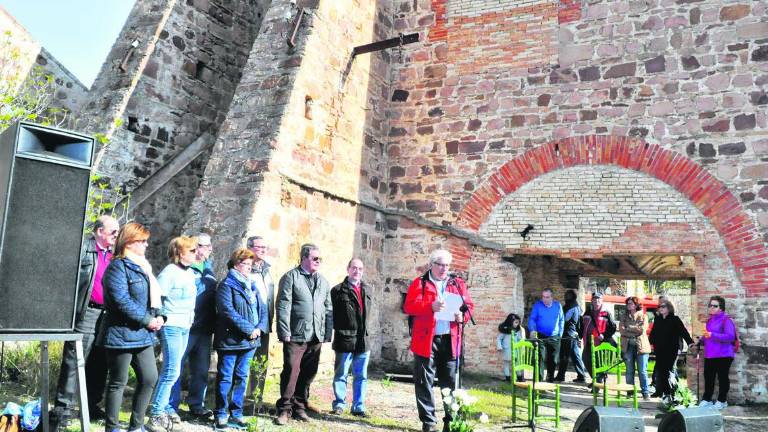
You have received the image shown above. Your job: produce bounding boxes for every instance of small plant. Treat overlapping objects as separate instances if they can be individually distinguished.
[380,375,393,389]
[442,388,489,432]
[249,354,269,414]
[663,384,697,412]
[85,173,131,229]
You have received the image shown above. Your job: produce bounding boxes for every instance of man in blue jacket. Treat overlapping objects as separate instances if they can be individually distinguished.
[528,288,564,382]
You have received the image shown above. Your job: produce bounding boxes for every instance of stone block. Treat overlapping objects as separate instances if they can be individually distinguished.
[734,114,756,130]
[752,46,768,62]
[681,56,700,70]
[741,164,768,179]
[704,73,730,91]
[645,55,666,73]
[579,66,600,81]
[603,62,636,78]
[699,143,716,157]
[720,4,750,21]
[738,23,768,39]
[560,44,593,67]
[718,142,746,155]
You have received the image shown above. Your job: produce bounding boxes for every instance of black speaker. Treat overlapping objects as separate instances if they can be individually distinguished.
[0,122,94,332]
[657,407,724,431]
[573,406,644,432]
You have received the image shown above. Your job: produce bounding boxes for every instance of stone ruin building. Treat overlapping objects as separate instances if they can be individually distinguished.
[2,0,767,403]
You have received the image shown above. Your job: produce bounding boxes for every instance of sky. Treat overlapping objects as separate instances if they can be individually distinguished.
[1,0,136,88]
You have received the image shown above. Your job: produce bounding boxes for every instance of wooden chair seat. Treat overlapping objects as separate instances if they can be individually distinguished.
[515,381,558,391]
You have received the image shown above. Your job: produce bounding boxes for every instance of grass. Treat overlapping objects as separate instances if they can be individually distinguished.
[467,386,511,425]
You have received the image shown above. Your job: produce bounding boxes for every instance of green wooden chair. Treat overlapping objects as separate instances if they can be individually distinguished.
[590,339,639,409]
[511,339,561,429]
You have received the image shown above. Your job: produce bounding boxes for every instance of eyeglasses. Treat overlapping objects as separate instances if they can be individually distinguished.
[188,248,197,253]
[239,262,253,268]
[659,305,668,309]
[131,239,149,245]
[433,262,450,268]
[311,256,322,263]
[109,229,119,235]
[708,304,720,309]
[250,245,267,250]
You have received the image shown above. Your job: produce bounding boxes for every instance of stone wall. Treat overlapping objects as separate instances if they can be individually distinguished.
[0,7,88,116]
[79,0,269,262]
[184,0,395,373]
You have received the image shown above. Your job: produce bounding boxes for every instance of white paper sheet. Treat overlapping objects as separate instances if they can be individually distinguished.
[434,292,463,321]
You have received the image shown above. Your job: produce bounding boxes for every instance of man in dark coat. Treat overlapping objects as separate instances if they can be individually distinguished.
[329,258,370,417]
[50,215,119,429]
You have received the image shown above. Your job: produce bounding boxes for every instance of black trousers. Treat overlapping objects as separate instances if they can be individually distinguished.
[537,336,560,381]
[702,357,733,403]
[413,335,456,427]
[276,340,321,414]
[53,307,107,412]
[654,352,679,397]
[105,345,158,430]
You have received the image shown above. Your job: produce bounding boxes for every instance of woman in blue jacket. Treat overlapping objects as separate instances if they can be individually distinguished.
[100,222,165,432]
[214,248,268,429]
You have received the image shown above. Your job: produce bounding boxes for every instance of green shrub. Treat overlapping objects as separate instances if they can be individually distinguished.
[1,341,63,398]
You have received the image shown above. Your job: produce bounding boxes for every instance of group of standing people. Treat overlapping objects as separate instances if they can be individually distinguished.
[49,216,374,431]
[496,289,738,409]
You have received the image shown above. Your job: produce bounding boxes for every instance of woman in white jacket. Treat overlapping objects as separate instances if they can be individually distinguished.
[496,313,526,382]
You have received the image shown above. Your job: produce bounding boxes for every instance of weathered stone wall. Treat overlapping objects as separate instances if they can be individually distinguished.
[79,0,269,262]
[184,0,395,373]
[0,7,88,116]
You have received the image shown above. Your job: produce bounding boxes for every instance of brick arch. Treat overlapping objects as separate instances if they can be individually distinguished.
[455,135,768,297]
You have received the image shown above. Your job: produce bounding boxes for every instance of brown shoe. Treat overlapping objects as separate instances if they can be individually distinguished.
[292,410,310,422]
[305,402,321,414]
[274,411,290,426]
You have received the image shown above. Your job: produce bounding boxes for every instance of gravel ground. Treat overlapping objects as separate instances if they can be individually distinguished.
[63,370,768,432]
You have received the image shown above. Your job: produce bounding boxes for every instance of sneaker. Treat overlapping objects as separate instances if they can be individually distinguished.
[553,376,564,383]
[330,407,343,415]
[713,401,728,410]
[643,393,651,401]
[698,400,713,408]
[351,410,369,418]
[166,411,181,424]
[146,415,171,432]
[189,408,213,418]
[227,417,248,430]
[292,410,310,422]
[274,411,289,426]
[214,417,229,430]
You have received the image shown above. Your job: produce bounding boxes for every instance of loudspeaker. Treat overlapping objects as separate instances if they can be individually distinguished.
[0,122,94,332]
[657,407,724,431]
[573,406,644,432]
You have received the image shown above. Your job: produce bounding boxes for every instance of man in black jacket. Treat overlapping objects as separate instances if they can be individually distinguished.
[329,258,370,417]
[50,215,119,429]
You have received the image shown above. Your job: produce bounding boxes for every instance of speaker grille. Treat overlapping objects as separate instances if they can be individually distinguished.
[0,157,89,331]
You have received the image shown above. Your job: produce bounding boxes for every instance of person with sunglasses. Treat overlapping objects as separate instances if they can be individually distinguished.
[50,215,119,430]
[648,300,693,402]
[698,296,737,410]
[274,243,332,426]
[100,222,166,432]
[148,236,200,427]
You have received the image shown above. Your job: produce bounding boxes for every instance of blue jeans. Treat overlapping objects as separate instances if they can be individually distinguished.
[169,330,212,411]
[215,348,255,421]
[150,326,190,415]
[624,344,649,394]
[332,351,370,413]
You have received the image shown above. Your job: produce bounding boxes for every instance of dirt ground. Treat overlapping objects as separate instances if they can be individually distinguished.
[49,368,768,432]
[153,370,768,432]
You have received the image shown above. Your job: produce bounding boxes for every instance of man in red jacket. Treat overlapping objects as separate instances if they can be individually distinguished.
[403,249,474,432]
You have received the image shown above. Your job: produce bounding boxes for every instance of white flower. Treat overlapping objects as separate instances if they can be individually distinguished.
[441,388,452,397]
[479,413,489,424]
[451,403,460,413]
[443,396,453,405]
[453,389,468,402]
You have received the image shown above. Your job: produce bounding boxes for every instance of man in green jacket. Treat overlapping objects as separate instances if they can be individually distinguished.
[274,243,332,425]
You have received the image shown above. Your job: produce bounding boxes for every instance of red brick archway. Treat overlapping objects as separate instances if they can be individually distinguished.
[455,135,768,297]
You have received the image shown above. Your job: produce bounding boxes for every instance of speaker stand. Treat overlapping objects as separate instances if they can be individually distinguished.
[0,333,89,432]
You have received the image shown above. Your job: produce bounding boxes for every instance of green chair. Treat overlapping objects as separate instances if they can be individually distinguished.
[590,339,638,409]
[511,339,561,429]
